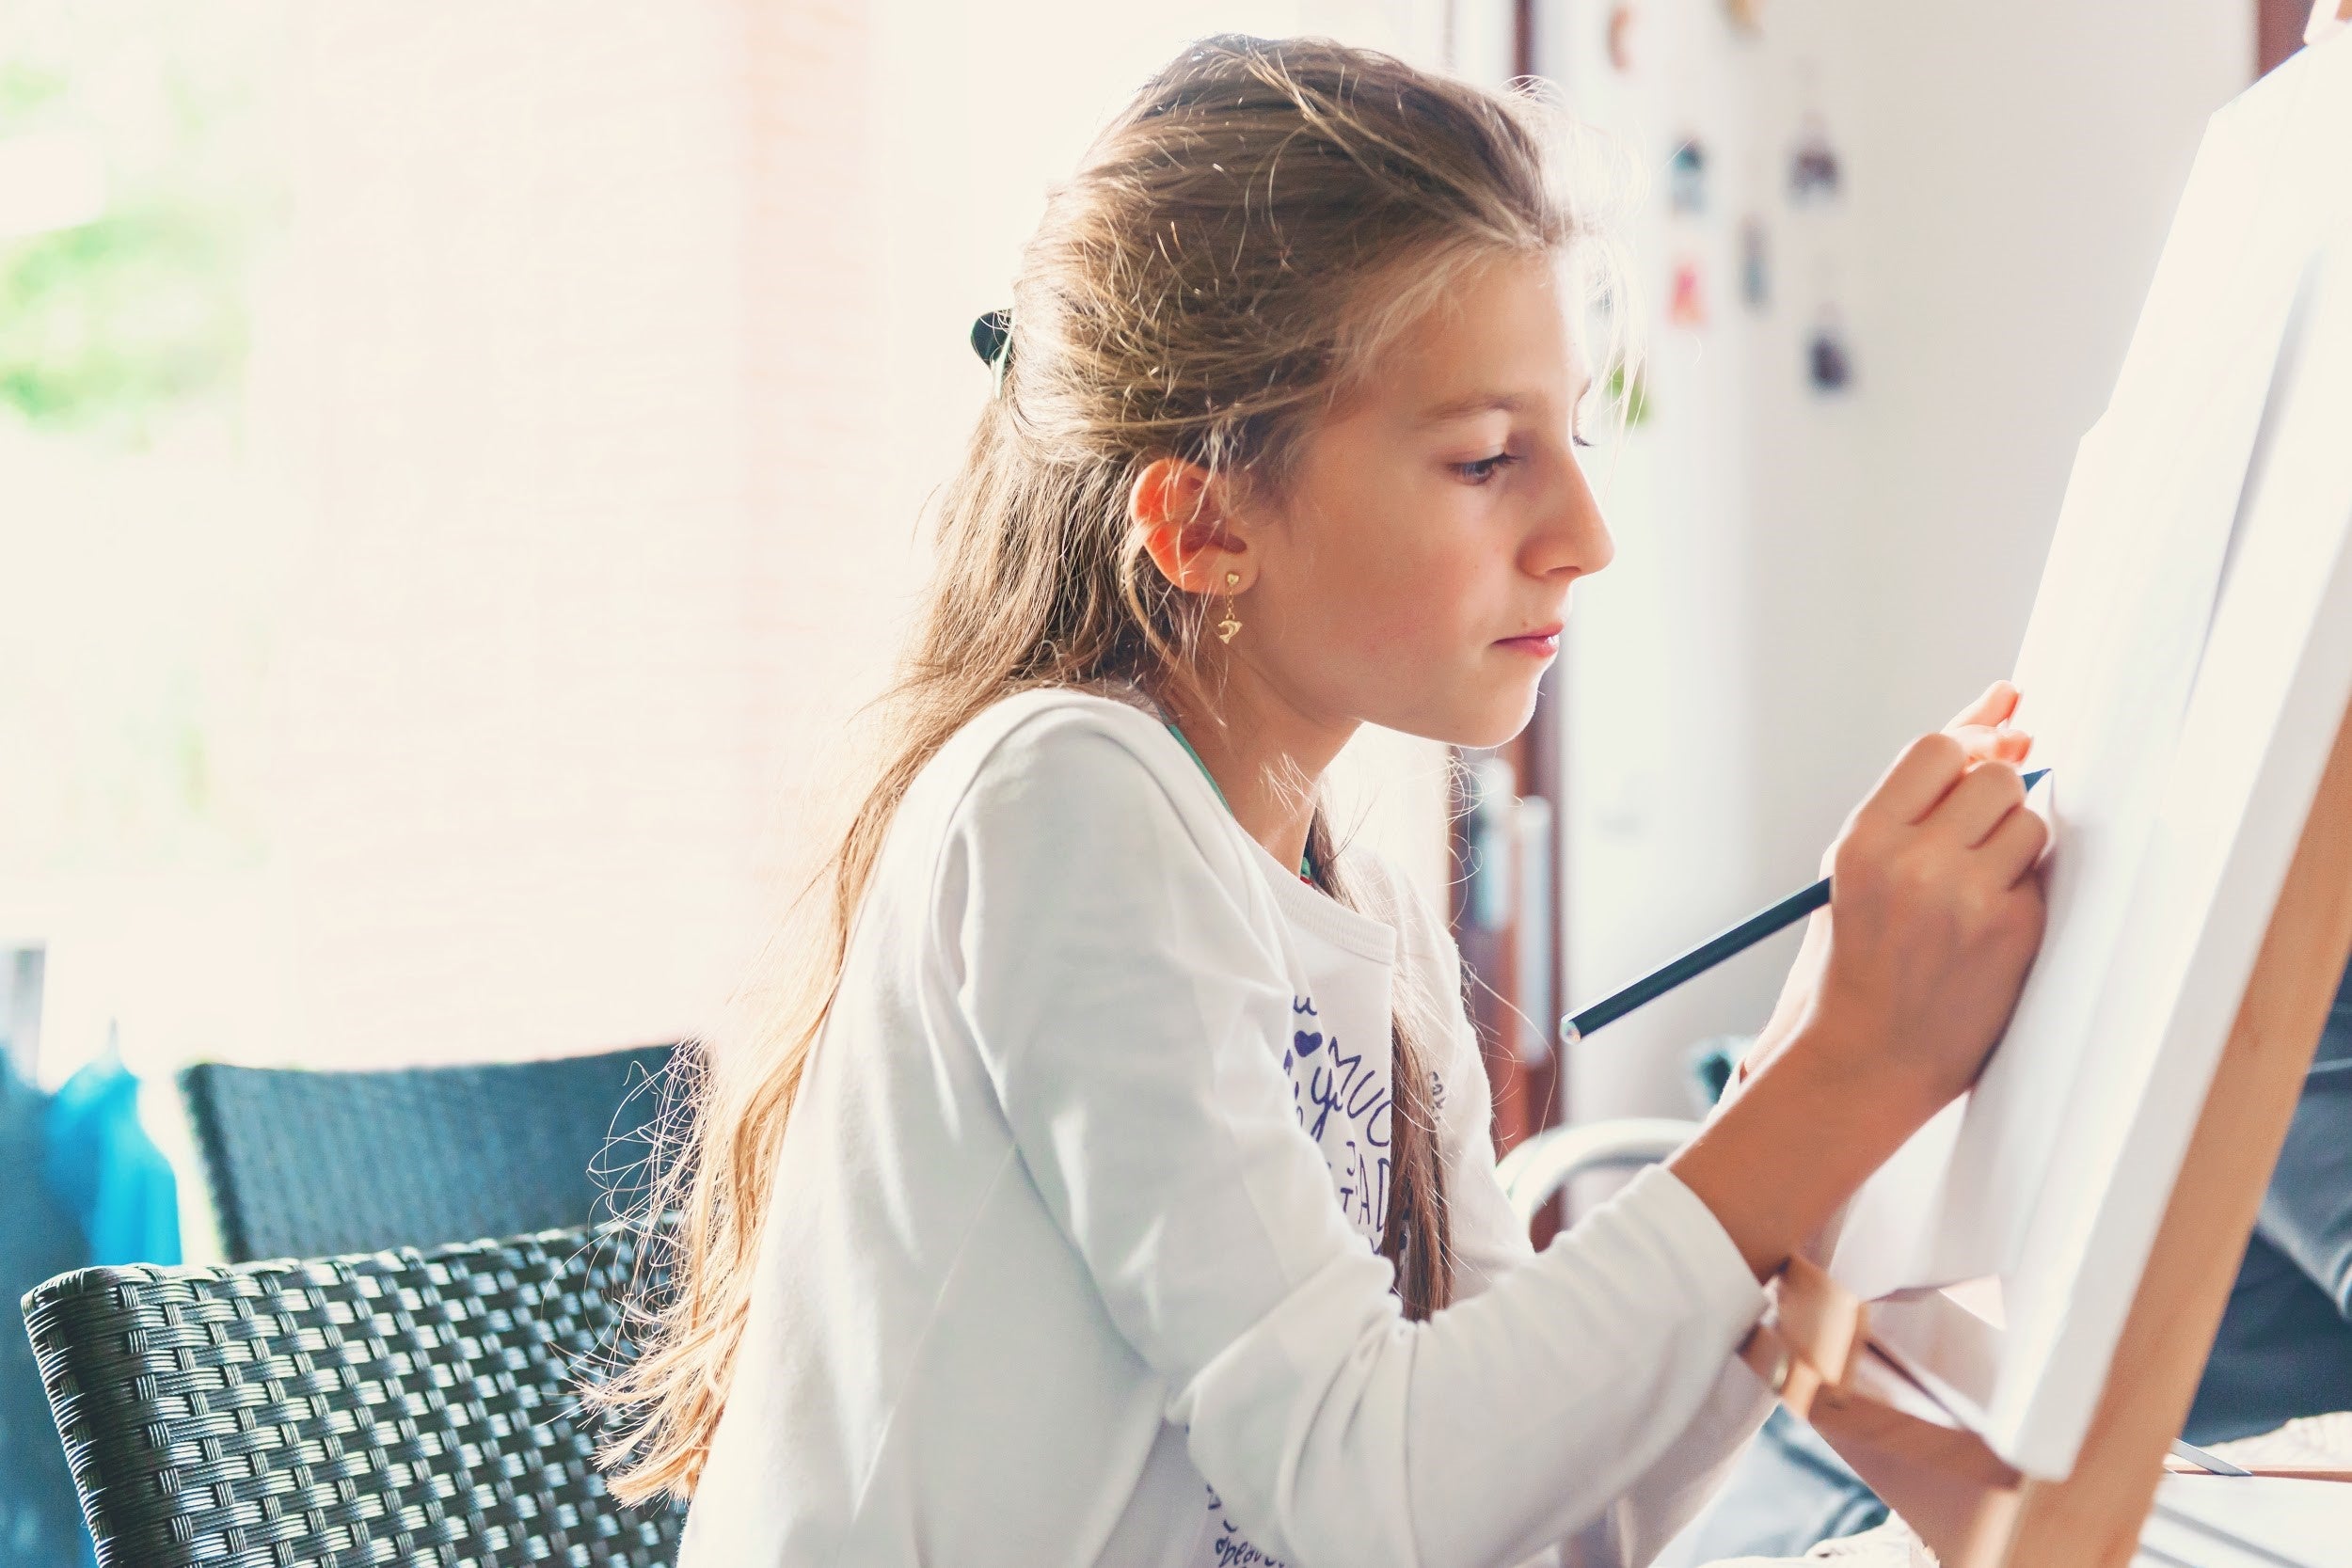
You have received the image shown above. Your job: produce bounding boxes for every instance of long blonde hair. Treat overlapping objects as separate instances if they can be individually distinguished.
[596,33,1631,1504]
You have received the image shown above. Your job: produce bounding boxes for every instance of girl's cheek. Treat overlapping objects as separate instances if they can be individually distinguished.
[1362,591,1452,662]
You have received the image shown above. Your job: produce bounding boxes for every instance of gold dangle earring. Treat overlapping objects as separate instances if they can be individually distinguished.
[1216,570,1243,644]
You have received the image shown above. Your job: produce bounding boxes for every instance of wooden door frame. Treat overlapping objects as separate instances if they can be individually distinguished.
[1447,0,1567,1241]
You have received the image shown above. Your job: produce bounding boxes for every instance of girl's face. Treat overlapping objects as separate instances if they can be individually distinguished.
[1242,250,1613,751]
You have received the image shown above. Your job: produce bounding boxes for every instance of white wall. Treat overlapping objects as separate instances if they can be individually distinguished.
[1833,1,2252,752]
[1548,0,2250,1120]
[0,1,1464,1085]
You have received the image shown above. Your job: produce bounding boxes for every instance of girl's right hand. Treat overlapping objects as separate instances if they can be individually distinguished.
[1797,731,2051,1125]
[1670,718,2051,1281]
[1741,680,2036,1094]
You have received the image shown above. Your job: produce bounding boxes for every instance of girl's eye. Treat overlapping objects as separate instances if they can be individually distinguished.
[1572,433,1594,450]
[1455,451,1518,484]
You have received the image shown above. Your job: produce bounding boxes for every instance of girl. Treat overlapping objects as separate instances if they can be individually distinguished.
[597,34,2047,1568]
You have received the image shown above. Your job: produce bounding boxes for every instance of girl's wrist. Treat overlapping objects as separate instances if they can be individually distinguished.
[1670,1015,1926,1281]
[1735,1012,1796,1088]
[1788,996,1950,1133]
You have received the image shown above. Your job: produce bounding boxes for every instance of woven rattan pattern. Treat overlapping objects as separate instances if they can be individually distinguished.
[179,1046,675,1264]
[22,1224,683,1568]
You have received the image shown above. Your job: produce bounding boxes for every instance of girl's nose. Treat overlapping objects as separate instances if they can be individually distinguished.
[1531,459,1614,580]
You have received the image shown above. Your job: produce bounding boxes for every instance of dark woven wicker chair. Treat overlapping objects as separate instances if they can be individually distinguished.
[179,1044,676,1262]
[22,1223,685,1568]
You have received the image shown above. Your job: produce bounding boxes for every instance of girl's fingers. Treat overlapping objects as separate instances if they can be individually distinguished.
[1860,733,1973,829]
[1928,759,2027,847]
[1948,722,2033,767]
[1849,685,2032,846]
[1985,794,2054,885]
[1945,679,2021,732]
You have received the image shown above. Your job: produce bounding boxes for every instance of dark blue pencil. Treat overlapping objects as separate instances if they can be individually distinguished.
[1560,768,2049,1046]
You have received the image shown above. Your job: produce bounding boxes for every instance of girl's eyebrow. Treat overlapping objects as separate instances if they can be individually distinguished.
[1413,375,1595,426]
[1414,390,1531,424]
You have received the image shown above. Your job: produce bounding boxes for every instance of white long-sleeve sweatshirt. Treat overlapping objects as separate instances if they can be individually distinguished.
[680,684,1772,1568]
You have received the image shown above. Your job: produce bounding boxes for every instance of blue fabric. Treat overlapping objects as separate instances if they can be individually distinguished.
[1,1064,101,1568]
[1661,958,2352,1565]
[41,1053,180,1268]
[2185,961,2352,1440]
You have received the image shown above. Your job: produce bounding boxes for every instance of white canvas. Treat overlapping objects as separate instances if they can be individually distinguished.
[1825,33,2352,1478]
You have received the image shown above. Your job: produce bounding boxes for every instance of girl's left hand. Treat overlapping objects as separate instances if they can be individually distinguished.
[1737,681,2037,1095]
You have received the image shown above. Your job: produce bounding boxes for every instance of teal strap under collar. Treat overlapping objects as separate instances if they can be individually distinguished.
[1163,721,1313,882]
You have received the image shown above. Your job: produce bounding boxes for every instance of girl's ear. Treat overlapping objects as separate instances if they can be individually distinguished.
[1132,455,1251,594]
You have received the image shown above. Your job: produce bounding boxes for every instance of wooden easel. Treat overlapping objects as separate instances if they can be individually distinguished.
[1724,8,2352,1560]
[1736,682,2352,1566]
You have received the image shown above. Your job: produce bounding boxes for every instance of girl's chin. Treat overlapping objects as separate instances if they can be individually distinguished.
[1347,664,1545,748]
[1450,690,1544,751]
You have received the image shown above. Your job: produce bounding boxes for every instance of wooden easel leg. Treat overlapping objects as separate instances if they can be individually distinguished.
[1752,1263,2026,1564]
[2001,690,2352,1566]
[1817,1416,2020,1568]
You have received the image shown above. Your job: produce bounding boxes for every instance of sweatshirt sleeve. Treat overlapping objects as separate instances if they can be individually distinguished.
[939,712,1768,1568]
[1406,890,1775,1568]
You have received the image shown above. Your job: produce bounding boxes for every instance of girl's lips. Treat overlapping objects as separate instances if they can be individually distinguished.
[1496,632,1560,656]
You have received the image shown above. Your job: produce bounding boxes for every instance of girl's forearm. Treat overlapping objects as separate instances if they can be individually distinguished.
[1667,1021,1931,1281]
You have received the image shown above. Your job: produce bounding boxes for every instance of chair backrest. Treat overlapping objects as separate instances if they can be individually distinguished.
[1493,1117,1702,1228]
[179,1044,675,1261]
[21,1223,684,1568]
